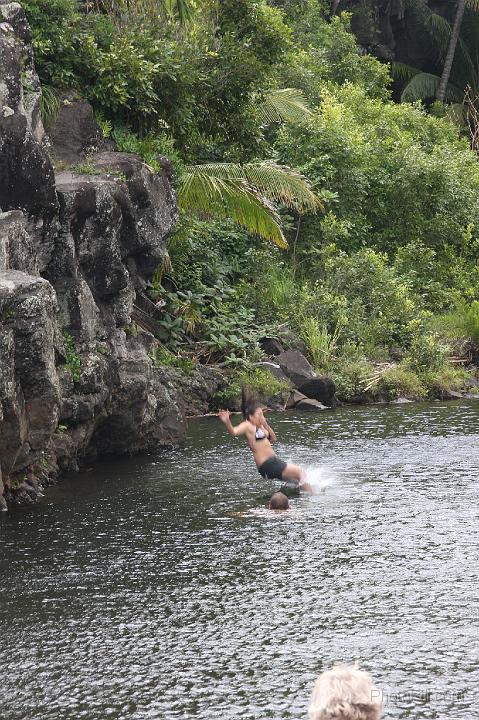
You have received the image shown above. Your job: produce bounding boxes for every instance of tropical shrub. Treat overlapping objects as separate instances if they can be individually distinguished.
[375,365,426,400]
[277,83,479,261]
[280,13,391,104]
[214,367,291,409]
[424,366,469,398]
[331,356,375,402]
[432,300,479,343]
[404,334,449,374]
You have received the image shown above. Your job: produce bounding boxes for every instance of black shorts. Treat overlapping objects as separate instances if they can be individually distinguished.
[258,456,287,480]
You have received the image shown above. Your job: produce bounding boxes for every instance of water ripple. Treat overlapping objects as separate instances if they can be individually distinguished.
[1,400,478,719]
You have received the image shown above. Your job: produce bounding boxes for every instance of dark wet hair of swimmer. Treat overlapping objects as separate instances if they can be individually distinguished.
[268,492,289,510]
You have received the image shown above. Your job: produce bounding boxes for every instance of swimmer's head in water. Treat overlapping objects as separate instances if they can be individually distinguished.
[241,386,262,423]
[269,492,289,510]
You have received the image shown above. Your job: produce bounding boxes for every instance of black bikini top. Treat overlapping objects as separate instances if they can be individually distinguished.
[255,426,269,441]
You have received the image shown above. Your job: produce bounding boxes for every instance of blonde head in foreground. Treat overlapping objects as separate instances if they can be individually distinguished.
[309,664,382,720]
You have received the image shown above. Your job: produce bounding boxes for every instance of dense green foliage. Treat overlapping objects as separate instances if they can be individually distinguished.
[24,0,479,402]
[24,0,291,158]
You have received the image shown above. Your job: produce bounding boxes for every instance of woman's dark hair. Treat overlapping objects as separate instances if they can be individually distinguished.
[241,386,259,420]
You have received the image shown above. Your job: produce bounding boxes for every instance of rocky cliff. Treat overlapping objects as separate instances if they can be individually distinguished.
[0,1,222,510]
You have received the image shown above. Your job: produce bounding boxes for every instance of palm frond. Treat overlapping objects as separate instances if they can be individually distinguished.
[424,12,451,61]
[163,0,193,23]
[185,162,323,214]
[178,172,287,247]
[257,88,312,125]
[466,0,479,10]
[452,37,478,92]
[401,72,463,103]
[391,62,420,82]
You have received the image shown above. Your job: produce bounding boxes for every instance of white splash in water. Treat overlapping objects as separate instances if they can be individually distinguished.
[305,465,336,493]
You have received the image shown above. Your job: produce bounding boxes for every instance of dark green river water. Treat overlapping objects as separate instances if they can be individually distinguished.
[1,400,478,720]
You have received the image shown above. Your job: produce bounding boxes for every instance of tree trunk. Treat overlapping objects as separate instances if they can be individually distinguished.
[436,0,466,102]
[331,0,341,17]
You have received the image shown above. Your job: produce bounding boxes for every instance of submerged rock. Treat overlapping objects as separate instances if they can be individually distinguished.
[295,398,329,411]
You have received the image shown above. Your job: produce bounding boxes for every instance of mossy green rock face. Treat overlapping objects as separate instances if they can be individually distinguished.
[0,2,205,509]
[0,271,60,474]
[0,1,57,217]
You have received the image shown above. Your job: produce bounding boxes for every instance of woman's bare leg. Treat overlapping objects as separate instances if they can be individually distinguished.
[282,463,313,492]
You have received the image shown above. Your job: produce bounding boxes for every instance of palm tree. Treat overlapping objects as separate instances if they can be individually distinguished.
[178,88,319,247]
[394,0,479,104]
[179,162,323,248]
[257,88,312,125]
[436,0,466,101]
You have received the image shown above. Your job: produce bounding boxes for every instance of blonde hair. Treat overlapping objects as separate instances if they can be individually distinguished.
[308,664,382,720]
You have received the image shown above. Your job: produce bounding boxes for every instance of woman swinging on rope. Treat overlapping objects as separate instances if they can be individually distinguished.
[218,388,312,491]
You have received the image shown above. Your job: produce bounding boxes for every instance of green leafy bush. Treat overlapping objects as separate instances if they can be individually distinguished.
[331,357,375,403]
[375,365,426,400]
[215,367,291,409]
[277,83,479,262]
[280,13,391,105]
[463,302,479,343]
[297,315,342,371]
[431,300,479,343]
[404,334,448,374]
[423,366,469,399]
[151,347,195,374]
[113,127,185,181]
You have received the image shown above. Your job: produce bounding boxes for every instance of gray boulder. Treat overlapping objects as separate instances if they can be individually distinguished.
[276,349,315,387]
[286,390,308,409]
[0,2,57,217]
[0,270,60,476]
[0,211,37,274]
[276,326,309,356]
[297,376,336,407]
[259,336,284,356]
[47,91,114,165]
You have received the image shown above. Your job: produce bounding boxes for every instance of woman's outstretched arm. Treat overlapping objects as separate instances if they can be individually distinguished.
[218,409,249,437]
